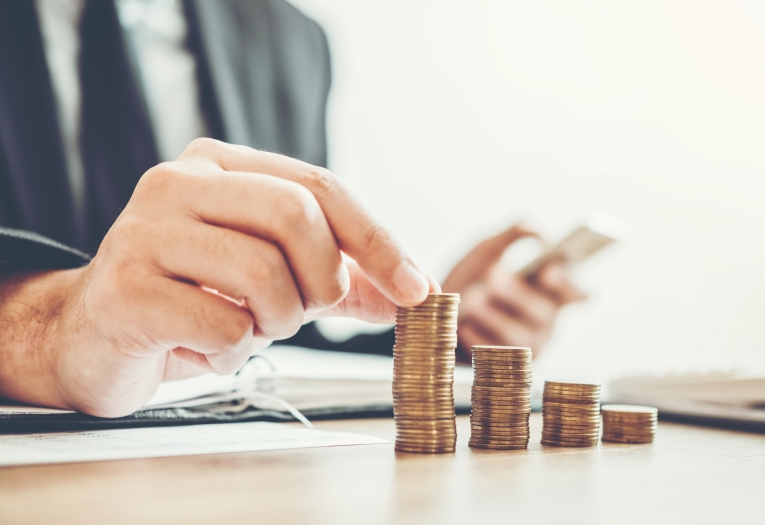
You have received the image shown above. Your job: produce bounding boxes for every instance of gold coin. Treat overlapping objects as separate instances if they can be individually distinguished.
[471,427,530,435]
[601,435,654,444]
[542,405,600,414]
[542,429,600,438]
[540,439,597,448]
[544,380,600,388]
[471,397,532,406]
[601,404,657,415]
[468,442,528,450]
[473,383,529,395]
[471,437,530,444]
[474,372,532,378]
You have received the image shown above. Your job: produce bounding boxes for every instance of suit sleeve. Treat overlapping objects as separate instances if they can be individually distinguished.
[0,227,89,272]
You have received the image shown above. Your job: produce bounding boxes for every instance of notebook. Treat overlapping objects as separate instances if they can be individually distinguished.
[0,346,473,433]
[608,372,765,432]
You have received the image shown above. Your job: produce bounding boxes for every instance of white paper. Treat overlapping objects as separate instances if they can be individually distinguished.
[0,422,388,467]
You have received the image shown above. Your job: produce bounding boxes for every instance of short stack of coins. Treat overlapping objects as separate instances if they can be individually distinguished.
[601,404,658,444]
[541,381,601,447]
[469,346,532,450]
[392,293,460,454]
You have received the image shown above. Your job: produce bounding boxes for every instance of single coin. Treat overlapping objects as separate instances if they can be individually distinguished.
[395,408,456,415]
[395,447,456,454]
[542,405,600,418]
[471,407,532,415]
[474,381,533,389]
[601,435,654,444]
[542,417,601,425]
[601,431,655,438]
[541,432,600,440]
[468,442,528,450]
[473,384,529,395]
[472,403,532,411]
[470,419,530,427]
[542,401,600,410]
[395,435,457,442]
[473,372,532,381]
[471,427,530,436]
[395,419,456,427]
[544,380,600,388]
[468,436,529,447]
[542,430,601,439]
[542,411,600,423]
[601,414,657,422]
[540,439,597,448]
[474,369,533,375]
[542,421,600,430]
[601,404,658,415]
[473,364,532,371]
[471,397,532,406]
[542,395,600,403]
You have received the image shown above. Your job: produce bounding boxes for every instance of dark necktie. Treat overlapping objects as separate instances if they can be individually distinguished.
[79,0,159,253]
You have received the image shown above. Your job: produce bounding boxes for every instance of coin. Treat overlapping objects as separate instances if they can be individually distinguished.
[541,439,597,448]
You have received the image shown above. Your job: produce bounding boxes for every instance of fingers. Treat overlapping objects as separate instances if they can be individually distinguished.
[148,220,304,339]
[460,284,543,349]
[486,266,558,330]
[101,275,256,375]
[310,260,398,324]
[535,261,588,304]
[147,166,348,315]
[443,223,538,293]
[178,139,429,307]
[457,281,555,361]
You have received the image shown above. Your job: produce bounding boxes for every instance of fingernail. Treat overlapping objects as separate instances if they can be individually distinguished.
[392,263,430,304]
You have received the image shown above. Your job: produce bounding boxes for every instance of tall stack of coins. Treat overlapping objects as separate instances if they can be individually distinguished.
[541,381,601,447]
[469,346,532,450]
[392,293,460,454]
[601,405,658,444]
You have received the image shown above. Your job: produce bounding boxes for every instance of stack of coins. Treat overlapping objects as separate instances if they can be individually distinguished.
[469,346,532,450]
[601,405,658,444]
[392,293,460,454]
[541,381,601,447]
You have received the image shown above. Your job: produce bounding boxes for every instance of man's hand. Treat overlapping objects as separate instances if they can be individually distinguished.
[0,139,433,417]
[442,224,586,362]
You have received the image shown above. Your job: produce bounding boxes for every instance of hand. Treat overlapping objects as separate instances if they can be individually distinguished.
[442,224,586,362]
[0,139,434,417]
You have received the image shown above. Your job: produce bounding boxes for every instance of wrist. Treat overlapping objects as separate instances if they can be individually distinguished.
[0,268,85,409]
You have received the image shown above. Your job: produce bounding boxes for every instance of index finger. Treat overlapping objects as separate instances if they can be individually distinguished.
[181,140,430,306]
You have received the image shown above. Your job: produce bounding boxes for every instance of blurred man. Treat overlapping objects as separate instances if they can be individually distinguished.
[0,0,583,416]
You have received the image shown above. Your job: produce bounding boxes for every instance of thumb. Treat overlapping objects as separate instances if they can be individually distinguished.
[307,259,400,324]
[443,223,537,292]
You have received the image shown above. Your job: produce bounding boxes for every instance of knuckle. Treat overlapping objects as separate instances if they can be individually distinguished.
[279,184,323,233]
[250,245,284,283]
[221,310,253,348]
[134,162,180,198]
[302,167,341,197]
[184,137,220,156]
[360,223,391,255]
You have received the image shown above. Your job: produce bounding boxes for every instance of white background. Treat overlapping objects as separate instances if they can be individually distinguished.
[290,0,765,381]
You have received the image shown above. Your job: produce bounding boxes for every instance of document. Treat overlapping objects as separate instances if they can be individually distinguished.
[0,422,388,467]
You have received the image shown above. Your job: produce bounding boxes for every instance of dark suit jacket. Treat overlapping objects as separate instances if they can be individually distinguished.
[0,0,394,356]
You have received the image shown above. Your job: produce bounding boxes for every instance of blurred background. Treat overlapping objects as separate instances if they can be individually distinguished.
[291,0,765,381]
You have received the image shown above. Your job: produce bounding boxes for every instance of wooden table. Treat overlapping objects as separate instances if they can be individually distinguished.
[0,414,763,524]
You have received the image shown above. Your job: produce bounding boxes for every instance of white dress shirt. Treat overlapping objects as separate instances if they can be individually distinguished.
[34,0,207,221]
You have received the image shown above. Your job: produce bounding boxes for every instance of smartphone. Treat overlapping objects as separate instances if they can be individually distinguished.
[517,213,624,279]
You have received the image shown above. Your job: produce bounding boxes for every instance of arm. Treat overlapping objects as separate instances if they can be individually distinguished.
[0,139,433,417]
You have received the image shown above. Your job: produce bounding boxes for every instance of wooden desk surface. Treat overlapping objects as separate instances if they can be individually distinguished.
[0,414,763,525]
